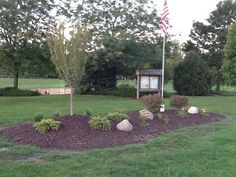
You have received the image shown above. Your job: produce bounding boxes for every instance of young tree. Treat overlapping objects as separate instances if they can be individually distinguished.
[222,22,236,85]
[0,0,55,88]
[48,24,89,116]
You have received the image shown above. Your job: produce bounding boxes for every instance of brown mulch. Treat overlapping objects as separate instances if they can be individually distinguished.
[0,110,225,151]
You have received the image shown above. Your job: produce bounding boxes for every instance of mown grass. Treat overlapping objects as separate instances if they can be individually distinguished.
[0,95,143,127]
[0,96,236,176]
[1,77,173,91]
[2,77,235,96]
[0,77,66,89]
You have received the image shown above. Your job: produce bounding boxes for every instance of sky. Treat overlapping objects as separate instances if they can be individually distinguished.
[153,0,222,43]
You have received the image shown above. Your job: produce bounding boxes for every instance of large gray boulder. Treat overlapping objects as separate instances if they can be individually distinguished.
[116,119,133,132]
[188,106,199,114]
[139,109,154,120]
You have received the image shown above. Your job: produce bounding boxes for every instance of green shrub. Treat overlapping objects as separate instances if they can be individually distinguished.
[83,89,112,96]
[112,84,136,98]
[0,87,40,97]
[34,113,45,122]
[163,90,174,98]
[106,112,128,121]
[170,95,188,109]
[88,116,111,131]
[173,51,212,96]
[33,119,60,134]
[82,84,136,98]
[139,94,163,112]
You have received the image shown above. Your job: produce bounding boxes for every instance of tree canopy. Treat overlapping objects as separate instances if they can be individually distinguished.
[186,0,236,92]
[0,0,55,88]
[69,0,174,91]
[74,0,161,45]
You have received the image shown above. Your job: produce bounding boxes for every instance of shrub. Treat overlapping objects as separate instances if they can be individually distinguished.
[82,84,136,98]
[112,84,136,98]
[139,94,163,112]
[34,113,45,122]
[170,95,188,109]
[33,119,60,134]
[106,112,128,121]
[0,87,40,97]
[89,116,111,131]
[163,90,174,98]
[173,52,212,96]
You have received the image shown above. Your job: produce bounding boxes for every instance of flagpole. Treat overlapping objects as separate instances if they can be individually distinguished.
[161,35,165,98]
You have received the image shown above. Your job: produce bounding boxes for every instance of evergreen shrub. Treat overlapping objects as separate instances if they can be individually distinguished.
[173,52,212,96]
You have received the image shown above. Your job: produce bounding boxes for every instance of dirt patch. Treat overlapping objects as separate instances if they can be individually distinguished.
[0,110,225,151]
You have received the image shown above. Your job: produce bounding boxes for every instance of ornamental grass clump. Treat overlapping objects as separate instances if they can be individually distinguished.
[89,116,111,131]
[138,116,150,127]
[177,107,188,118]
[199,108,209,117]
[139,94,163,112]
[33,119,60,134]
[106,112,128,121]
[157,113,170,124]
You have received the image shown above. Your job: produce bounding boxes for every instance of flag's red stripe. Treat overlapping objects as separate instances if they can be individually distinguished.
[161,0,169,35]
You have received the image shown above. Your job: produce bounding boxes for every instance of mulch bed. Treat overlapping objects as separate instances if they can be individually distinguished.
[0,110,225,151]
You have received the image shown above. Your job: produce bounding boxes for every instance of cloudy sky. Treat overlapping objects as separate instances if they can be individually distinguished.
[154,0,222,43]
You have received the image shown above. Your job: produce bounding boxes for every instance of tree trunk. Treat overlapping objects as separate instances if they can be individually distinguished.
[13,71,19,89]
[70,86,74,116]
[216,68,221,94]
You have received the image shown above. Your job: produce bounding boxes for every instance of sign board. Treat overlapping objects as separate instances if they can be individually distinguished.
[140,76,149,89]
[150,76,158,89]
[140,76,158,89]
[136,69,162,99]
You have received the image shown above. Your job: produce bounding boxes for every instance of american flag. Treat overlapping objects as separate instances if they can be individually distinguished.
[161,0,169,35]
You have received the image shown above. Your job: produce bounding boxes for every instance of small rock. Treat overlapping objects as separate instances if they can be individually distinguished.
[116,119,133,132]
[0,148,9,152]
[139,109,154,120]
[188,106,199,114]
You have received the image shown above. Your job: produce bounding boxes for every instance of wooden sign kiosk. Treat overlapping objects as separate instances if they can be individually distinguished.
[136,69,162,99]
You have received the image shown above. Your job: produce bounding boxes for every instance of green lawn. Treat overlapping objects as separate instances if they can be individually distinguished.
[0,95,236,176]
[1,77,235,95]
[0,77,66,89]
[0,77,172,91]
[0,95,142,127]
